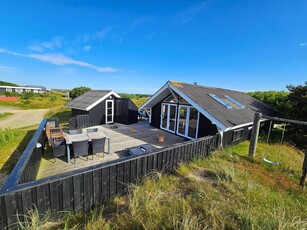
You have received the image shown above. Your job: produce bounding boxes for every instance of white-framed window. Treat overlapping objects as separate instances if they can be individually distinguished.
[232,129,244,142]
[15,88,23,93]
[6,88,12,92]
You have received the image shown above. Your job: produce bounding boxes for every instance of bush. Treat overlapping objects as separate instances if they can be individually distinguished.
[0,128,17,143]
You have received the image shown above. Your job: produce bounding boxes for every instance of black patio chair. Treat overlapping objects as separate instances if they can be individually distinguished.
[71,139,89,163]
[90,137,106,159]
[49,137,66,163]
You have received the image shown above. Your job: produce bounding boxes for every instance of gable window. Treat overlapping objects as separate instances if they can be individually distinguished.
[164,94,177,103]
[224,95,246,109]
[209,94,232,109]
[232,129,244,142]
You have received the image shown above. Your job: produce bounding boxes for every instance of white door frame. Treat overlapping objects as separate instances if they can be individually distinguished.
[176,105,199,140]
[105,100,114,124]
[160,103,177,134]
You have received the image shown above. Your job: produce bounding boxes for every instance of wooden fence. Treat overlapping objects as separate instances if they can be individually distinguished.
[0,120,219,229]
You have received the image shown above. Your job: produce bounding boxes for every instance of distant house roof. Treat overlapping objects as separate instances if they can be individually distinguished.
[65,90,120,111]
[140,81,275,131]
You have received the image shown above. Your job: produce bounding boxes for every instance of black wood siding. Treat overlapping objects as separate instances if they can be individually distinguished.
[150,101,162,128]
[71,95,137,127]
[197,113,218,138]
[115,98,138,125]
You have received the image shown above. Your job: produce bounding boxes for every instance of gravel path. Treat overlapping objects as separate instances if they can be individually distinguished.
[0,109,49,129]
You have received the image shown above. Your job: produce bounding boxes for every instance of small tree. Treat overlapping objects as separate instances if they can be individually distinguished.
[69,86,91,99]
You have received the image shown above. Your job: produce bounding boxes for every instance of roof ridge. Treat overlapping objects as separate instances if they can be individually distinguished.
[169,80,244,93]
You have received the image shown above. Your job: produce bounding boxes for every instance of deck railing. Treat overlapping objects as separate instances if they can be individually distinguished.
[0,119,219,229]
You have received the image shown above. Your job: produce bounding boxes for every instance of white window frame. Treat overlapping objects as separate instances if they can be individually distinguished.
[176,105,199,140]
[105,100,114,124]
[6,88,12,92]
[160,103,177,134]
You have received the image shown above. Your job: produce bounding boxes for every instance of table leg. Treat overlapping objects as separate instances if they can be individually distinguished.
[67,144,71,163]
[107,137,110,154]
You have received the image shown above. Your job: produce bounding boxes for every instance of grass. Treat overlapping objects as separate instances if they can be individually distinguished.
[0,125,37,173]
[17,141,307,230]
[0,112,12,120]
[0,91,68,109]
[44,106,71,128]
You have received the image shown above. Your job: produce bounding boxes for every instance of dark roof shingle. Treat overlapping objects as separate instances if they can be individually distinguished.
[65,90,112,110]
[170,81,275,128]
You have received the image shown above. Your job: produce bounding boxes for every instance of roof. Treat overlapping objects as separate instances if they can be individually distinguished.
[140,81,275,131]
[65,90,120,111]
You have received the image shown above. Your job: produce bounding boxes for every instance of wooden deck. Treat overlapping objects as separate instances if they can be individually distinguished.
[36,121,186,179]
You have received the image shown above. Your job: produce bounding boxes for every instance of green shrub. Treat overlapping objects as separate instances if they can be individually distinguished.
[0,128,17,143]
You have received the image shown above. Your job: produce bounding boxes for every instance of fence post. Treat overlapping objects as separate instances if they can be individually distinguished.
[248,112,262,157]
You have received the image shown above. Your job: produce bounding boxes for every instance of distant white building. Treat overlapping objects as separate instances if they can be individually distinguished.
[0,85,50,94]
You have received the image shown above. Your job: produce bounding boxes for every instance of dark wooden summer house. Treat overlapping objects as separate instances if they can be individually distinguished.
[139,81,275,146]
[66,90,138,129]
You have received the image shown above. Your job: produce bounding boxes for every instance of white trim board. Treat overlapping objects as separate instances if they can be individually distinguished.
[105,100,114,124]
[86,91,120,111]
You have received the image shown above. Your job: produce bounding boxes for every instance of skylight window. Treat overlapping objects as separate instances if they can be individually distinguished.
[224,95,246,109]
[209,94,232,109]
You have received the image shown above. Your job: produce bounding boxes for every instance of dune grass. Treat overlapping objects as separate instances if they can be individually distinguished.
[0,112,12,120]
[17,141,306,230]
[0,91,68,110]
[0,125,37,173]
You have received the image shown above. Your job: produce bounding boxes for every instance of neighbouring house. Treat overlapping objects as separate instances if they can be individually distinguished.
[139,81,275,146]
[0,85,49,93]
[65,90,138,129]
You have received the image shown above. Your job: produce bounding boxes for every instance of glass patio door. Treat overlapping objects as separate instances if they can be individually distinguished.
[106,100,114,124]
[161,103,177,133]
[177,105,199,139]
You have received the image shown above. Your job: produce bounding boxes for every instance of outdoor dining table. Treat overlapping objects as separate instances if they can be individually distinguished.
[64,131,110,163]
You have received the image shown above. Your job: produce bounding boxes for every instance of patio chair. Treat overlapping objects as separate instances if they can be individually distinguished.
[86,128,98,133]
[69,129,83,135]
[71,139,89,163]
[49,137,66,163]
[91,137,106,158]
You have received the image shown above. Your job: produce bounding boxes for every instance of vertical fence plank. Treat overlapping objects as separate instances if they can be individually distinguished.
[50,181,61,213]
[101,168,110,203]
[83,172,93,211]
[109,166,117,197]
[62,177,73,211]
[0,196,7,230]
[73,174,83,212]
[142,156,147,175]
[124,161,130,188]
[93,169,101,206]
[147,155,153,173]
[136,158,142,179]
[116,164,124,194]
[130,160,137,184]
[5,193,17,229]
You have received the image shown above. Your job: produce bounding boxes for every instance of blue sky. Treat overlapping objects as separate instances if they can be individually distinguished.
[0,0,306,93]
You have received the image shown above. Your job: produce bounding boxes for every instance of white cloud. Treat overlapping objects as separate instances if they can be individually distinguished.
[84,45,91,51]
[0,48,118,73]
[300,43,306,47]
[179,1,209,25]
[93,27,113,40]
[28,36,64,52]
[130,17,151,29]
[0,65,14,72]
